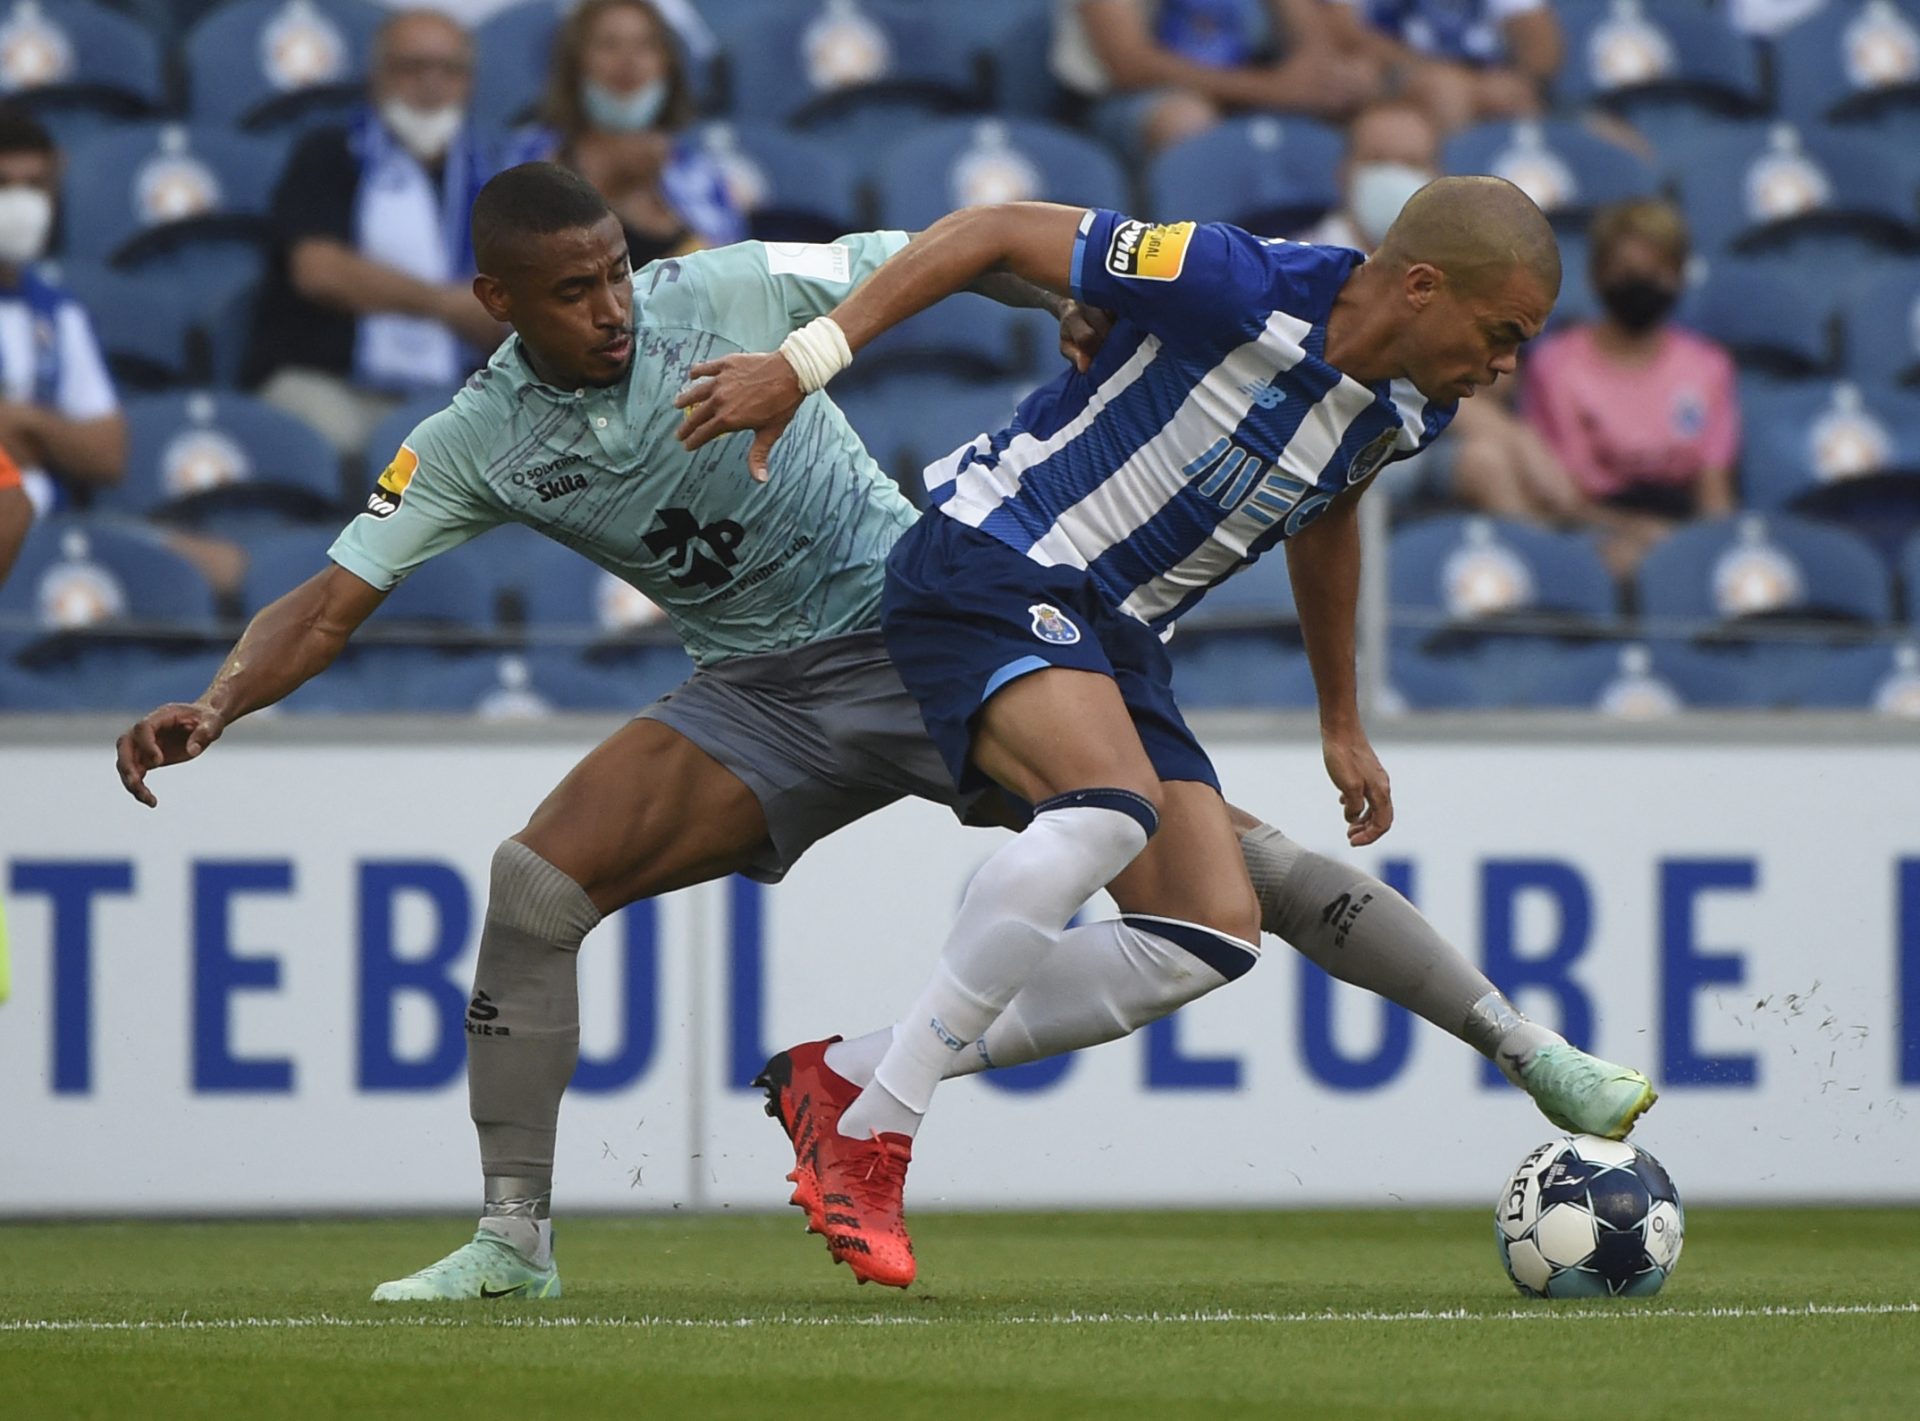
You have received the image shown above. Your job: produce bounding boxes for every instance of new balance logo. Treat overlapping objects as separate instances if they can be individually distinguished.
[1240,379,1284,410]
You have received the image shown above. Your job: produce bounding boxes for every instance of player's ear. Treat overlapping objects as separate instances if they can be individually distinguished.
[1402,262,1443,311]
[472,272,511,324]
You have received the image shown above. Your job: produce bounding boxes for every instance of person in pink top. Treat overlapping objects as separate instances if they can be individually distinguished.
[1520,198,1740,575]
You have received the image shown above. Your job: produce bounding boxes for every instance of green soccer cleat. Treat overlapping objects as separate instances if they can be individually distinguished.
[370,1229,561,1302]
[1513,1043,1657,1141]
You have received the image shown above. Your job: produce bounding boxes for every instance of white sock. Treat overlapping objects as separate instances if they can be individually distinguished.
[477,1215,553,1268]
[837,792,1157,1140]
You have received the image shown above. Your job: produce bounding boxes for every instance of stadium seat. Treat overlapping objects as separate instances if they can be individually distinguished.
[1442,119,1661,227]
[0,662,78,710]
[108,391,345,528]
[1663,122,1917,256]
[54,260,193,389]
[715,0,984,148]
[0,0,165,125]
[1521,641,1690,714]
[850,297,1060,386]
[1740,379,1920,512]
[1144,116,1343,233]
[1636,511,1894,629]
[395,649,674,715]
[1786,638,1920,711]
[871,116,1129,233]
[1169,639,1318,710]
[690,123,862,244]
[184,0,385,132]
[237,524,336,614]
[0,516,220,666]
[508,531,668,639]
[1905,528,1920,617]
[1683,256,1836,376]
[199,271,261,388]
[59,122,287,289]
[1842,261,1920,385]
[832,377,1036,502]
[1773,0,1920,127]
[361,392,454,491]
[1555,0,1765,117]
[977,3,1058,115]
[472,0,560,129]
[1384,647,1492,710]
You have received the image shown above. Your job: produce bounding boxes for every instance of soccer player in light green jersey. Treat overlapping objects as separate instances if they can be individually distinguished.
[112,164,1648,1301]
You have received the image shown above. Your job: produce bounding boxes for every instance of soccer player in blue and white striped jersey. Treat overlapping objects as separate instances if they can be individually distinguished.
[680,179,1644,1285]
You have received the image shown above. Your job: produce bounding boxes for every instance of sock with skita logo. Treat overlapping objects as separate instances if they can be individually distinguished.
[835,792,1159,1141]
[466,839,602,1265]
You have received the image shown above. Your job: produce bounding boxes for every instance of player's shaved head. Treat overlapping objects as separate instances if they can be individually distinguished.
[1375,175,1561,302]
[471,161,616,276]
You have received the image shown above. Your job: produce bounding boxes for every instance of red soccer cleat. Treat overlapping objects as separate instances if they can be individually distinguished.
[753,1037,854,1238]
[811,1124,916,1288]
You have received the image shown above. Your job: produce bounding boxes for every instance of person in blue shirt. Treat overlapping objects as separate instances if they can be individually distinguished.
[680,179,1655,1287]
[1324,0,1562,131]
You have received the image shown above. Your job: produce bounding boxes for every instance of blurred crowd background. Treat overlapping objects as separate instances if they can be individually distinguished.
[0,0,1917,718]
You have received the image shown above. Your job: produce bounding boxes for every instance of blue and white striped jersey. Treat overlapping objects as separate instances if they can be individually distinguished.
[923,209,1456,632]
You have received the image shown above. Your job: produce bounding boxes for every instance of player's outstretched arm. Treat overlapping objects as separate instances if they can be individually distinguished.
[675,203,1087,478]
[114,564,385,807]
[1286,489,1394,847]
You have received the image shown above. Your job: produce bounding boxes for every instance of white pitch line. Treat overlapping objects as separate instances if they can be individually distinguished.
[2,1302,1916,1334]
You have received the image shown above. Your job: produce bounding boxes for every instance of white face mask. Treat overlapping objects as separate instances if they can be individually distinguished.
[381,100,464,161]
[1348,162,1434,247]
[0,184,52,265]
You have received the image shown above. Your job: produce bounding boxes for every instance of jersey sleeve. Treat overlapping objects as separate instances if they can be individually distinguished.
[327,404,503,590]
[1070,208,1278,355]
[658,232,911,350]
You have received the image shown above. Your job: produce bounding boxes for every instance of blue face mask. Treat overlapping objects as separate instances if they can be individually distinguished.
[581,78,667,132]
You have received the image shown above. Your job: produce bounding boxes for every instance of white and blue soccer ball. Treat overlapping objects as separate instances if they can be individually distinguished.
[1495,1134,1684,1299]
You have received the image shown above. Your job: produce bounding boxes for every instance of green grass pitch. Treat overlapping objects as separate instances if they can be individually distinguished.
[3,1209,1916,1420]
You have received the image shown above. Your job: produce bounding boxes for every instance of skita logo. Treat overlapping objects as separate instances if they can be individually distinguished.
[644,507,747,589]
[1028,603,1080,645]
[536,472,588,502]
[465,990,509,1036]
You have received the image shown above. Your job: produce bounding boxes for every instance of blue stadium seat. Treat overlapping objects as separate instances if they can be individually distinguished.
[54,260,193,389]
[1636,511,1894,627]
[1740,379,1920,510]
[1169,640,1318,710]
[1520,641,1690,713]
[1443,119,1661,226]
[1773,0,1920,126]
[871,116,1128,232]
[0,516,219,665]
[238,524,336,614]
[472,0,560,129]
[0,663,79,710]
[361,392,454,492]
[1842,261,1920,385]
[1663,122,1916,256]
[689,123,862,244]
[185,0,385,131]
[1385,648,1492,710]
[110,645,388,713]
[1541,231,1597,333]
[1787,638,1920,710]
[396,649,675,714]
[1906,528,1920,617]
[0,0,165,123]
[828,380,920,487]
[1556,0,1765,117]
[508,532,664,637]
[1144,116,1343,233]
[977,3,1057,115]
[60,123,287,289]
[851,297,1060,385]
[1683,256,1836,376]
[715,0,984,147]
[200,271,261,388]
[108,391,344,528]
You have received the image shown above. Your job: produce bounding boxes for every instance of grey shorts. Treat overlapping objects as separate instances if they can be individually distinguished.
[637,629,982,883]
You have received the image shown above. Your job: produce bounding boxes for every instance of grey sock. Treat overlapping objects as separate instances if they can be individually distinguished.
[468,839,602,1217]
[1238,822,1560,1069]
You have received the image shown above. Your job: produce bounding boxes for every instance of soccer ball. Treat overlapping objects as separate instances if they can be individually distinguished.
[1495,1135,1684,1298]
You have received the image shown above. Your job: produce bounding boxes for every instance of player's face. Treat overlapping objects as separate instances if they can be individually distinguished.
[479,215,635,388]
[1399,264,1552,403]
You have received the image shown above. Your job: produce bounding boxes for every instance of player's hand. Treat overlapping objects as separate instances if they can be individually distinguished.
[1322,729,1394,847]
[673,352,804,482]
[1059,303,1114,373]
[115,702,226,808]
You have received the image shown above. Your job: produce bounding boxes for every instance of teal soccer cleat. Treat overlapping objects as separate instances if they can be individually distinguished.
[371,1229,561,1302]
[1511,1043,1657,1141]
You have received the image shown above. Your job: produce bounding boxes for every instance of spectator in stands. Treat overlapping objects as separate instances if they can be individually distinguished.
[247,10,503,463]
[1051,0,1380,160]
[507,0,742,266]
[1296,100,1580,521]
[0,445,26,592]
[0,109,125,521]
[1523,199,1740,577]
[1322,0,1560,132]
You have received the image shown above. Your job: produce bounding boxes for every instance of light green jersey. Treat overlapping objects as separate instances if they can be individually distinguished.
[329,232,917,667]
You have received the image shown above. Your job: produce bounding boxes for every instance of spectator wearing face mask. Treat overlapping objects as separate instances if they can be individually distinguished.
[1321,0,1559,133]
[1522,199,1739,576]
[507,0,741,267]
[0,108,126,520]
[1052,0,1380,161]
[246,10,504,461]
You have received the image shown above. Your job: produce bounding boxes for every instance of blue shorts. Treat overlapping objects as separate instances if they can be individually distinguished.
[880,514,1220,800]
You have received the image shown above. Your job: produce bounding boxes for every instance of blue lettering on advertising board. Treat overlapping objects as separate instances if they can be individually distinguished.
[1300,859,1416,1091]
[1659,859,1757,1086]
[193,861,295,1093]
[573,901,661,1093]
[1897,859,1918,1086]
[357,860,472,1091]
[1480,860,1593,1086]
[9,860,135,1094]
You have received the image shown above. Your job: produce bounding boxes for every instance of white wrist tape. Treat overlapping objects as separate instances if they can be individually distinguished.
[778,316,853,394]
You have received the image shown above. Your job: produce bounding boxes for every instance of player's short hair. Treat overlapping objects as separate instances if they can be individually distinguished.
[470,162,615,274]
[1375,175,1561,301]
[1588,198,1690,276]
[0,105,55,159]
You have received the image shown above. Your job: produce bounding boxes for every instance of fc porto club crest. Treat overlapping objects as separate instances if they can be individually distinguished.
[1029,603,1080,645]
